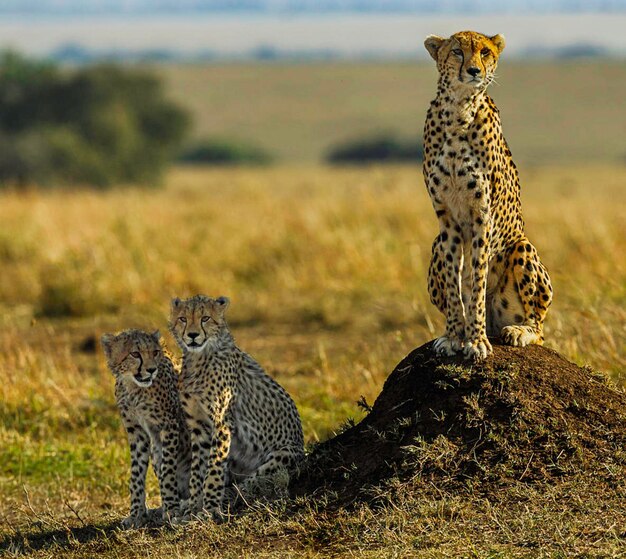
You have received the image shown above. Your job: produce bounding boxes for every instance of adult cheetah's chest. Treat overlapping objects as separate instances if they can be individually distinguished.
[432,136,486,221]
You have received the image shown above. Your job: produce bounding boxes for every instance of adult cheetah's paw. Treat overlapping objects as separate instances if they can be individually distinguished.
[463,336,492,361]
[433,336,463,356]
[501,325,540,347]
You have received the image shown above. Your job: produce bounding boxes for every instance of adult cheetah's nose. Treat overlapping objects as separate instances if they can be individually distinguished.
[146,367,156,374]
[188,332,199,340]
[467,67,481,77]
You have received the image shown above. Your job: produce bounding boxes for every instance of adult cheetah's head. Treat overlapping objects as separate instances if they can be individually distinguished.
[169,294,230,353]
[424,31,505,93]
[101,329,163,388]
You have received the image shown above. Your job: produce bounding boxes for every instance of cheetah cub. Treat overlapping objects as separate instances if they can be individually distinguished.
[169,295,304,520]
[422,30,553,360]
[101,329,191,528]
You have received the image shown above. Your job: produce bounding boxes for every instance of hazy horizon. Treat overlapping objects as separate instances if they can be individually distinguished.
[0,12,624,60]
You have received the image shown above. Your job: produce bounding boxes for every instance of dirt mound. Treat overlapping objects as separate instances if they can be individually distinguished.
[293,341,626,506]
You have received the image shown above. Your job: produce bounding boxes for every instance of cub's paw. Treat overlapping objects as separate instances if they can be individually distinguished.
[121,511,150,530]
[463,336,492,361]
[187,507,225,523]
[501,325,540,347]
[146,506,163,523]
[433,336,463,356]
[156,508,182,527]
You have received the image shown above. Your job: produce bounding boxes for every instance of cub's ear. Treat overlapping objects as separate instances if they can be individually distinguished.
[214,296,230,317]
[151,330,161,342]
[171,297,181,312]
[101,333,116,361]
[424,35,445,61]
[490,34,505,54]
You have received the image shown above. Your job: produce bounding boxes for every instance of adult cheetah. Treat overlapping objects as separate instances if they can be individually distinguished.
[169,295,304,521]
[422,30,552,360]
[101,329,191,528]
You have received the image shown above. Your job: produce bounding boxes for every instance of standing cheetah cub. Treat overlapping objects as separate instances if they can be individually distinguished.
[422,30,553,360]
[101,329,191,528]
[169,295,304,520]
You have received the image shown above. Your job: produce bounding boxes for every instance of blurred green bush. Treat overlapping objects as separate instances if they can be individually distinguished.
[179,138,273,166]
[0,51,189,187]
[326,133,423,164]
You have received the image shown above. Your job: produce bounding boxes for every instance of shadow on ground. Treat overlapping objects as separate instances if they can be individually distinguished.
[0,520,120,556]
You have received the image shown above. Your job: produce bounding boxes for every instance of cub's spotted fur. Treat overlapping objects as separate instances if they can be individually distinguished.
[101,329,191,528]
[422,30,553,360]
[169,295,304,520]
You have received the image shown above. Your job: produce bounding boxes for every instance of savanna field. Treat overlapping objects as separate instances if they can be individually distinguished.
[1,61,626,557]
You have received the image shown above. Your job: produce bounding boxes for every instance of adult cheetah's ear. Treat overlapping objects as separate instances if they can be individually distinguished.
[490,34,505,54]
[214,296,230,317]
[424,35,445,61]
[171,297,181,312]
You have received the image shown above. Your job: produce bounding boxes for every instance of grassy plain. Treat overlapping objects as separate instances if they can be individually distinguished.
[0,162,624,557]
[158,61,626,163]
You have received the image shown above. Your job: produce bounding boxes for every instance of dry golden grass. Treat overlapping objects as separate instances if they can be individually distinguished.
[0,163,624,557]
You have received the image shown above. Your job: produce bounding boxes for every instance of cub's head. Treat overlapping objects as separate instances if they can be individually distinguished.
[169,295,230,352]
[101,329,163,388]
[424,31,505,92]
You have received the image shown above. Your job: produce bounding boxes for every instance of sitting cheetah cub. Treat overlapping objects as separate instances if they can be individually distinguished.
[101,329,191,528]
[169,295,304,520]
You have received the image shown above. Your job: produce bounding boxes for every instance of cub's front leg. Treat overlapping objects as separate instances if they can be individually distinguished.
[121,417,151,529]
[431,206,465,356]
[202,419,232,519]
[183,412,212,519]
[156,424,182,523]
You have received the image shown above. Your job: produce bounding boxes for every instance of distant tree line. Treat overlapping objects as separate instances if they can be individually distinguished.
[326,133,423,164]
[0,51,428,188]
[0,51,189,187]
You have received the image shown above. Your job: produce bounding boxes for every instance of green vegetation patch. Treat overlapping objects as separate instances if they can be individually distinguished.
[179,138,273,166]
[326,134,423,164]
[0,51,189,188]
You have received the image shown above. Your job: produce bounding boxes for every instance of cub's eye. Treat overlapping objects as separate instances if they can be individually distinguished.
[178,317,187,323]
[452,48,463,56]
[153,350,160,357]
[481,48,491,57]
[130,351,140,358]
[201,316,211,323]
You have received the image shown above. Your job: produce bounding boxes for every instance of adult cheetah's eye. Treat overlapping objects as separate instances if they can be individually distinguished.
[178,317,187,323]
[452,48,463,56]
[130,351,140,358]
[481,48,491,57]
[201,316,211,323]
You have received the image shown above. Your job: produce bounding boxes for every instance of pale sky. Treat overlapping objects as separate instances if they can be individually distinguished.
[0,13,623,58]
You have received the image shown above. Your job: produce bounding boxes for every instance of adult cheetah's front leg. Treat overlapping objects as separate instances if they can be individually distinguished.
[431,208,466,356]
[463,203,493,360]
